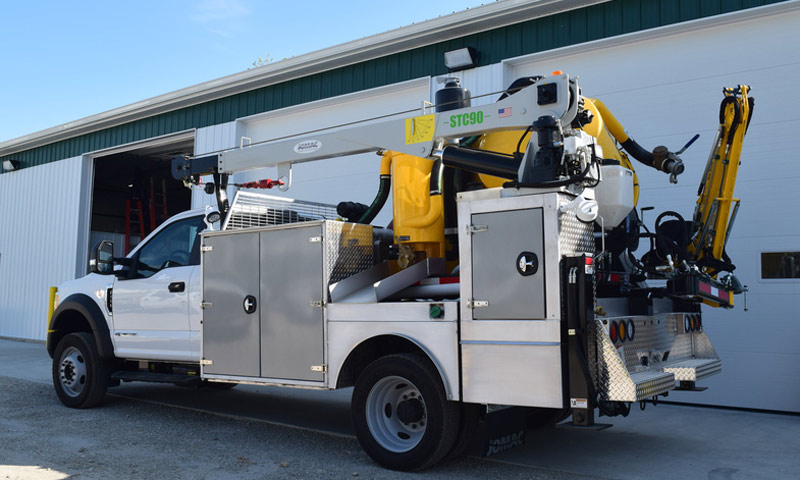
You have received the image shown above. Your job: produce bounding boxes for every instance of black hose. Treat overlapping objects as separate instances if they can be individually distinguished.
[719,96,742,146]
[503,161,592,189]
[498,76,544,100]
[745,97,755,134]
[213,173,229,219]
[441,146,520,179]
[357,175,391,224]
[620,138,655,168]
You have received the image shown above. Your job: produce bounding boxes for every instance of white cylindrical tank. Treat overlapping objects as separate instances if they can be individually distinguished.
[596,165,634,230]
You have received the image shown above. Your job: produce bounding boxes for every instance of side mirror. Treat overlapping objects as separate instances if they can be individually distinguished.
[206,211,221,224]
[89,241,115,274]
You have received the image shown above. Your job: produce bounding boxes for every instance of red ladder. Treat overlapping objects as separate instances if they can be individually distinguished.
[124,198,145,254]
[149,177,168,232]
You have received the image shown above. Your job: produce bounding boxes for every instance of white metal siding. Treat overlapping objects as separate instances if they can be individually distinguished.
[0,156,86,340]
[508,7,800,412]
[431,63,505,108]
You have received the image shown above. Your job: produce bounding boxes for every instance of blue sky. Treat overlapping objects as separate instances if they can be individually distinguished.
[0,0,488,143]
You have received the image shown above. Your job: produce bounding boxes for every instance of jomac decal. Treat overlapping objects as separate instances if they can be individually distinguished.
[485,431,525,456]
[293,140,323,154]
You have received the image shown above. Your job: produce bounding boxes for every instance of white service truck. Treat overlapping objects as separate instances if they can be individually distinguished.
[48,73,751,470]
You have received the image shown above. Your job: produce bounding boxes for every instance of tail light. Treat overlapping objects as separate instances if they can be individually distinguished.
[609,321,618,342]
[627,319,635,341]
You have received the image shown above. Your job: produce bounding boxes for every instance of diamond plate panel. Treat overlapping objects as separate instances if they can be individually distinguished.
[323,221,374,285]
[632,371,678,400]
[557,194,595,256]
[662,358,722,381]
[594,319,675,402]
[598,315,677,370]
[670,333,694,359]
[692,331,719,359]
[557,194,597,386]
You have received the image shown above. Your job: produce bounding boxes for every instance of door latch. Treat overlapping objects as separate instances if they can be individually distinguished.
[467,224,488,235]
[516,252,539,276]
[243,295,257,314]
[467,299,489,309]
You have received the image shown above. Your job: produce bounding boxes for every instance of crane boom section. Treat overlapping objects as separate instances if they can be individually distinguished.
[690,86,753,271]
[173,74,575,182]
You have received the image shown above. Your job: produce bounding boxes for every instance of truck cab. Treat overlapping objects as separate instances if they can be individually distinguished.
[49,208,215,370]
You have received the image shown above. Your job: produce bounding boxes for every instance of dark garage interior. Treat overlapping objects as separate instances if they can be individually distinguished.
[90,138,194,256]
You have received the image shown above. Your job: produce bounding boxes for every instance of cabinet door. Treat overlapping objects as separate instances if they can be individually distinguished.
[260,225,324,382]
[202,232,261,377]
[471,208,546,320]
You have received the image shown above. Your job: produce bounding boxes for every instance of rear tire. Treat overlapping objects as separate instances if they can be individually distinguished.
[351,353,460,471]
[52,332,109,409]
[444,402,483,461]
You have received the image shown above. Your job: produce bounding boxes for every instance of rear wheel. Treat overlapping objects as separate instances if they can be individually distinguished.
[52,332,109,409]
[444,402,483,461]
[352,353,460,471]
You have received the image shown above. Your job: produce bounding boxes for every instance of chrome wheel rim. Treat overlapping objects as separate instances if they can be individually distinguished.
[365,375,427,453]
[59,346,87,398]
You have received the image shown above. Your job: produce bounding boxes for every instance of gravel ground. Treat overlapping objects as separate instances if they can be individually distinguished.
[0,376,602,480]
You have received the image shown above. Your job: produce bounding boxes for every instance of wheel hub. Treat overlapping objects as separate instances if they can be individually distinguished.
[58,347,87,397]
[396,397,425,425]
[365,375,428,453]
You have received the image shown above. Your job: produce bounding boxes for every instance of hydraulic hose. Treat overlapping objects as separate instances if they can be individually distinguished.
[357,152,393,224]
[591,99,655,168]
[213,172,230,220]
[441,146,520,179]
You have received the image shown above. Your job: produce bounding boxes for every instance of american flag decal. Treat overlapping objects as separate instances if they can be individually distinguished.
[498,107,512,118]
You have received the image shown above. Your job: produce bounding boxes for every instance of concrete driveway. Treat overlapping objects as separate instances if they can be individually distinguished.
[0,338,796,479]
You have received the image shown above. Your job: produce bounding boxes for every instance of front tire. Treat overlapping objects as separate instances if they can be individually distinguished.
[351,353,460,471]
[52,332,109,409]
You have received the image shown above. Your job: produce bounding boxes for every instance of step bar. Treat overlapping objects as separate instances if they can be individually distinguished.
[662,358,722,382]
[111,370,203,387]
[594,319,721,402]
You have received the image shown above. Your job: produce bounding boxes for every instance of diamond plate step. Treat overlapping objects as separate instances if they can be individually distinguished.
[628,370,676,401]
[662,358,722,382]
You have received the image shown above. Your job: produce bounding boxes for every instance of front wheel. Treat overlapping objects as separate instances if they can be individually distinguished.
[351,353,460,471]
[52,332,109,409]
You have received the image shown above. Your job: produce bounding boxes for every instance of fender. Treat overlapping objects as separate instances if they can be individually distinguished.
[335,333,457,400]
[47,294,115,360]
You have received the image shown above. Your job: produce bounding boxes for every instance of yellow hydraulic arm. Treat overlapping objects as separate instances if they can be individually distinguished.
[689,86,753,276]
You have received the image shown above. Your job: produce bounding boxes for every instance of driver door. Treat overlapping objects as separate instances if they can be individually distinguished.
[112,215,206,361]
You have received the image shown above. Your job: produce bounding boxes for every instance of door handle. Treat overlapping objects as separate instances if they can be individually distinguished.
[168,282,186,293]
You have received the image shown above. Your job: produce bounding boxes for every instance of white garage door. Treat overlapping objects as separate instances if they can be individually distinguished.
[0,156,89,340]
[507,4,800,412]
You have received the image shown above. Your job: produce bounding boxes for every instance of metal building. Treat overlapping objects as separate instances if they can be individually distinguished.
[1,0,797,413]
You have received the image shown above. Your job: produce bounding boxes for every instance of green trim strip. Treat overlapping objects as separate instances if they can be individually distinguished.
[1,0,785,169]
